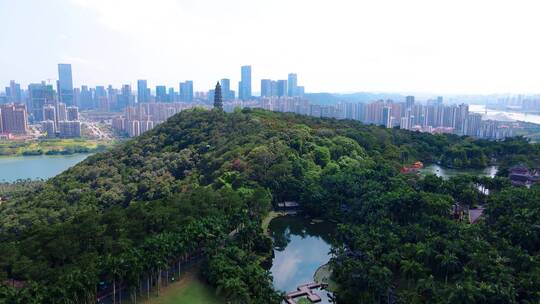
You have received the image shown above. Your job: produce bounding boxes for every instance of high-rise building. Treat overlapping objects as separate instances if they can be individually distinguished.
[140,120,154,134]
[465,113,482,137]
[117,85,133,110]
[137,80,148,103]
[400,116,410,130]
[0,103,28,134]
[382,106,392,128]
[94,86,107,109]
[58,120,81,138]
[405,96,415,109]
[42,120,56,138]
[239,65,251,100]
[297,86,305,97]
[180,81,193,102]
[2,87,8,103]
[168,87,177,102]
[287,73,298,97]
[456,104,469,134]
[80,85,93,109]
[57,102,67,122]
[67,106,79,121]
[58,64,74,106]
[127,120,140,137]
[27,82,55,122]
[8,81,21,103]
[156,85,168,102]
[220,79,234,100]
[261,79,272,97]
[277,80,287,97]
[43,105,56,123]
[107,85,117,108]
[355,102,366,122]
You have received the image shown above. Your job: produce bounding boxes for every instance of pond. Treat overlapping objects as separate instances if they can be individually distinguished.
[268,216,336,304]
[420,164,498,180]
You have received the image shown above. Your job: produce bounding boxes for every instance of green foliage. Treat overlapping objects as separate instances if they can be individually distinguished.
[330,171,540,304]
[1,108,539,303]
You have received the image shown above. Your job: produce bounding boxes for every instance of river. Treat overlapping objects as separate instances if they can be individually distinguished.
[269,216,335,304]
[469,104,540,125]
[0,154,92,182]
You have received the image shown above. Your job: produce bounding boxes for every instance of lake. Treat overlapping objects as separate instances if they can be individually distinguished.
[0,154,91,182]
[419,164,498,179]
[269,216,335,304]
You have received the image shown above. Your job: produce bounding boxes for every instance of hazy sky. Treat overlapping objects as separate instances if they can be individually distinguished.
[1,0,539,94]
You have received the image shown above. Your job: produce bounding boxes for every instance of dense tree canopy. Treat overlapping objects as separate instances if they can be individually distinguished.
[1,108,539,303]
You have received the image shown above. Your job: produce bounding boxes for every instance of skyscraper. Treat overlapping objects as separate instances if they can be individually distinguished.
[28,82,55,122]
[58,64,74,106]
[465,113,482,137]
[180,81,193,102]
[277,80,287,97]
[382,106,392,128]
[239,65,251,100]
[456,103,469,134]
[261,79,272,97]
[156,85,167,102]
[57,103,67,122]
[287,73,298,97]
[8,81,21,103]
[117,84,133,110]
[95,86,107,108]
[168,88,177,102]
[79,85,93,109]
[43,105,56,123]
[137,80,148,103]
[405,96,415,109]
[67,106,79,121]
[220,79,233,100]
[297,86,305,97]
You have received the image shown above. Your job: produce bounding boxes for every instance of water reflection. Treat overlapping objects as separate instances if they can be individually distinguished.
[269,216,335,303]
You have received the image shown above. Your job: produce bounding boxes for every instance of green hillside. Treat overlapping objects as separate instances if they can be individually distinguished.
[1,108,540,303]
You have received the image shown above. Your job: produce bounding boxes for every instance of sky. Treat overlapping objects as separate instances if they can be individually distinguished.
[1,0,539,94]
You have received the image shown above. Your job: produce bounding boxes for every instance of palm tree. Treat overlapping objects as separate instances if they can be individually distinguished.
[106,254,127,304]
[401,259,424,289]
[123,248,143,304]
[437,250,459,284]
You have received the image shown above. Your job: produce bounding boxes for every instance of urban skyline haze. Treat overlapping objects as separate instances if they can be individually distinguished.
[1,0,539,94]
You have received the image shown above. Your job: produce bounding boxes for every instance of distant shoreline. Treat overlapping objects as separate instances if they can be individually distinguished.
[0,138,118,157]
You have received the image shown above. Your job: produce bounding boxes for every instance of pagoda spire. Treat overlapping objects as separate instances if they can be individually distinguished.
[214,81,223,111]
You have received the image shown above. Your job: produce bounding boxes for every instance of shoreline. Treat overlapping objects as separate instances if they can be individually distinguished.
[0,150,98,158]
[0,138,116,157]
[261,210,290,236]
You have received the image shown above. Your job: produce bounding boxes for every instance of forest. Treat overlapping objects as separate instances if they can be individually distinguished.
[1,108,539,303]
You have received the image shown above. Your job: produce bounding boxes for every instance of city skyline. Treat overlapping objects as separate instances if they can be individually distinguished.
[3,63,540,102]
[1,0,540,94]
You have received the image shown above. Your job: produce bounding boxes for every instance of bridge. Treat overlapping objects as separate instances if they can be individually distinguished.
[284,282,328,303]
